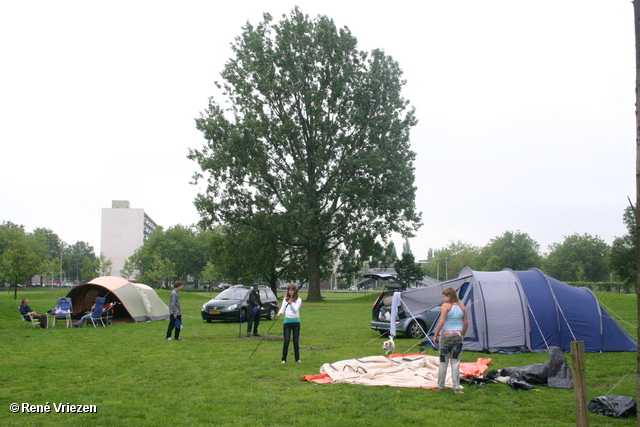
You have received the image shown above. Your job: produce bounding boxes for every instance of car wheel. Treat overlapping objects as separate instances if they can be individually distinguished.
[407,320,426,339]
[240,309,247,322]
[268,308,276,321]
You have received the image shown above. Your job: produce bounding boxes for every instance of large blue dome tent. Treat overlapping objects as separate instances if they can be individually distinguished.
[398,268,636,353]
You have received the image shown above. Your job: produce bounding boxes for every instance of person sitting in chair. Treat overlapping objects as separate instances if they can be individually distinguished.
[20,298,48,328]
[74,298,101,328]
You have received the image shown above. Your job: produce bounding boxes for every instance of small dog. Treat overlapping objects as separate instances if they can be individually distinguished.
[382,337,395,355]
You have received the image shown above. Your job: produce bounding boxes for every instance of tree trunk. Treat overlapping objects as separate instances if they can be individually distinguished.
[633,2,640,425]
[307,245,323,301]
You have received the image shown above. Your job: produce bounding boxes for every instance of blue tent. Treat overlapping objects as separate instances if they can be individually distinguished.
[399,268,636,353]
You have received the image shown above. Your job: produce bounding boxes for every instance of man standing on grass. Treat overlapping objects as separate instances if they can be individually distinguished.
[166,281,183,341]
[246,284,262,337]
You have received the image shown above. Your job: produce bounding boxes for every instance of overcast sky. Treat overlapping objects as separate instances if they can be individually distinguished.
[1,0,635,261]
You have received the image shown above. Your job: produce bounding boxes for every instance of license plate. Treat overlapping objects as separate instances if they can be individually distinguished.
[209,311,220,315]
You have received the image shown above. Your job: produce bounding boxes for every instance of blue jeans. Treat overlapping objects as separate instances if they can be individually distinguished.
[282,322,300,362]
[438,332,464,391]
[76,314,97,327]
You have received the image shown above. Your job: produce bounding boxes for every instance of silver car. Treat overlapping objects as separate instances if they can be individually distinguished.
[369,273,440,339]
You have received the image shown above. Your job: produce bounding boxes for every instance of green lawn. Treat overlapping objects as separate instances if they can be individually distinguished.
[0,288,636,426]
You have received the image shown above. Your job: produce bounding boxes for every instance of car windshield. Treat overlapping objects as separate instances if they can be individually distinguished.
[366,274,405,289]
[216,288,248,300]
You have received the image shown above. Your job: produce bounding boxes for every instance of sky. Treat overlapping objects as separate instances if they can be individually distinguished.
[1,0,636,261]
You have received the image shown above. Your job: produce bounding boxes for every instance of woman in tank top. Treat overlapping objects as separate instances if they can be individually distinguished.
[433,287,468,394]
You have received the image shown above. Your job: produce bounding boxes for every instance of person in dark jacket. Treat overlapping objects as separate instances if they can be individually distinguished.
[246,284,262,337]
[20,298,48,328]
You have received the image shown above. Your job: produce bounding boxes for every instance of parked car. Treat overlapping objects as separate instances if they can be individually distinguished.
[369,273,440,339]
[201,285,278,322]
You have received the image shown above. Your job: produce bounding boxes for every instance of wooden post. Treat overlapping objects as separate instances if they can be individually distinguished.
[571,341,589,427]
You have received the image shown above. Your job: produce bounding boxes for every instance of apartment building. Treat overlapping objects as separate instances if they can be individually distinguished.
[100,200,157,278]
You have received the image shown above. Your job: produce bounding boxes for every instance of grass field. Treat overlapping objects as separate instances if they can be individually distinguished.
[0,288,637,426]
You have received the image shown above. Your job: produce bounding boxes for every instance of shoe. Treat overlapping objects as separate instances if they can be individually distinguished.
[176,337,183,340]
[297,360,302,363]
[253,333,261,337]
[246,332,251,337]
[167,337,172,340]
[454,390,464,394]
[281,361,286,364]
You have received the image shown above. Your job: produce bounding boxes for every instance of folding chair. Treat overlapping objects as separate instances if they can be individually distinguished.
[19,307,41,328]
[89,297,106,327]
[54,297,73,328]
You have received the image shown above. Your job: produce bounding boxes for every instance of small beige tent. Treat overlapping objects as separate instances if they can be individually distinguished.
[66,276,169,322]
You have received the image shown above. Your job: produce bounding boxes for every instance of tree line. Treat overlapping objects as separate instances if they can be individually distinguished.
[118,204,639,292]
[0,221,111,297]
[1,205,634,296]
[419,206,635,287]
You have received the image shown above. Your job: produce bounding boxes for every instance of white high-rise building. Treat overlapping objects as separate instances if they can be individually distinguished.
[100,200,158,278]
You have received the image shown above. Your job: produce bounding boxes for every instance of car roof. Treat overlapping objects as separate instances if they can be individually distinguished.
[228,285,271,289]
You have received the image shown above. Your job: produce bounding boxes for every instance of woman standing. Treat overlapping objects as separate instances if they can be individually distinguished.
[433,287,468,394]
[277,284,302,363]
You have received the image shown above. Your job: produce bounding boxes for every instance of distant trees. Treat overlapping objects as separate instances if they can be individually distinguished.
[421,229,616,285]
[394,252,423,286]
[480,230,542,271]
[422,241,482,281]
[129,225,206,288]
[609,206,635,285]
[0,221,99,298]
[543,233,610,282]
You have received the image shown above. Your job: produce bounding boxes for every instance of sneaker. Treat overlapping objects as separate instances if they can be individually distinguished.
[281,361,286,364]
[297,360,302,363]
[253,333,261,337]
[176,337,183,340]
[167,337,172,340]
[246,332,251,337]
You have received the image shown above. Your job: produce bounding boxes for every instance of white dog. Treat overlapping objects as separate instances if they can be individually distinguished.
[382,337,395,355]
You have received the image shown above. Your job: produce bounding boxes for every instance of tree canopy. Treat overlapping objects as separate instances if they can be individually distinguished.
[189,8,421,300]
[480,230,542,271]
[543,233,610,282]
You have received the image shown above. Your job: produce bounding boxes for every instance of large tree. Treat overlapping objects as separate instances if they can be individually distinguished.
[190,8,421,300]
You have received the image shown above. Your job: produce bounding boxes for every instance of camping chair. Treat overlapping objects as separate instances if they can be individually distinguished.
[19,307,41,328]
[53,297,73,328]
[88,297,106,328]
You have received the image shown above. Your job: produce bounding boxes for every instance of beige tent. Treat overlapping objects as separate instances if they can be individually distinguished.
[66,276,169,322]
